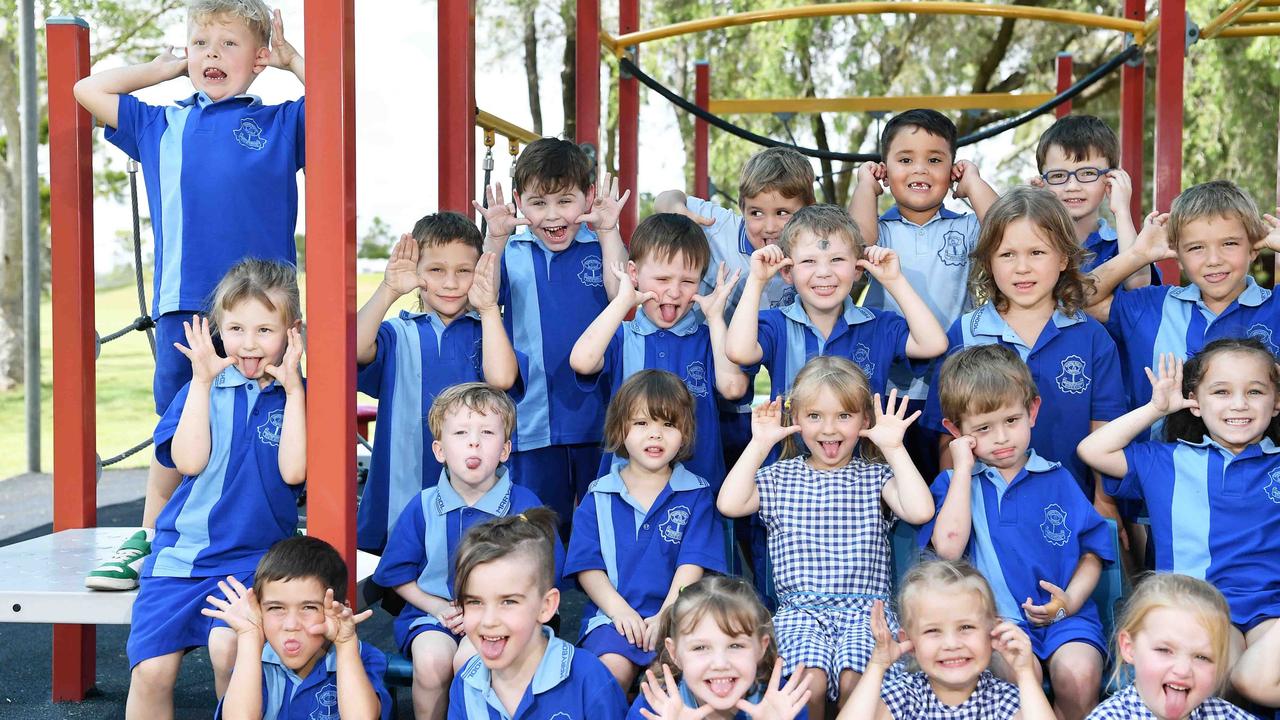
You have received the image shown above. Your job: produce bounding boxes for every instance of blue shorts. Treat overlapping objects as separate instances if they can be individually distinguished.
[396,606,463,658]
[509,443,601,539]
[578,624,655,667]
[126,571,252,668]
[1022,612,1106,661]
[153,311,223,415]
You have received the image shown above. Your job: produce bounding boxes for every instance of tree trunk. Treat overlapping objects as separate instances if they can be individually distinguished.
[0,38,24,390]
[523,8,542,136]
[560,0,576,141]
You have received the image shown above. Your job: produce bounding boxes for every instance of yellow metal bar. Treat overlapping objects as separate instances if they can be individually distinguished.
[1236,10,1280,22]
[1216,22,1280,34]
[1143,15,1160,40]
[599,30,618,53]
[1201,0,1263,38]
[475,109,540,145]
[709,92,1057,115]
[611,2,1146,52]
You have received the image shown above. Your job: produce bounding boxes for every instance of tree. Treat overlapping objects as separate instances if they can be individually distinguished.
[358,215,393,259]
[0,0,184,389]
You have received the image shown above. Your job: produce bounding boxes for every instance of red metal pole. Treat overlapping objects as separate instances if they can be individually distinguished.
[1154,0,1186,283]
[303,0,358,596]
[438,0,476,214]
[1054,53,1073,118]
[618,0,639,240]
[694,60,710,200]
[1119,0,1146,238]
[575,0,600,146]
[46,16,96,702]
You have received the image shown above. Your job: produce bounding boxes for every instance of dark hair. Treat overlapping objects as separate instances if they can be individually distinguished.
[512,138,592,196]
[411,211,483,255]
[630,213,711,274]
[1164,337,1280,444]
[254,535,349,603]
[453,507,560,598]
[880,109,957,159]
[1035,115,1120,172]
[603,370,697,464]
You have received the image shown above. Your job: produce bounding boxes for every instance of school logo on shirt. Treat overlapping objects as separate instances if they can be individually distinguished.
[684,361,709,397]
[1265,469,1280,504]
[468,337,483,373]
[549,714,572,720]
[257,408,285,447]
[777,286,798,308]
[232,117,267,150]
[658,505,691,544]
[1040,504,1071,547]
[852,344,876,379]
[938,230,967,267]
[1247,323,1279,355]
[578,256,604,287]
[1056,355,1091,395]
[310,682,339,720]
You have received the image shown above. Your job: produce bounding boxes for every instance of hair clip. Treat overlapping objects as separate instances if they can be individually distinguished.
[517,513,528,522]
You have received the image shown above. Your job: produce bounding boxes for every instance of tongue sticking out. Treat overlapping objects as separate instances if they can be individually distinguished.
[465,457,482,470]
[820,441,842,459]
[242,358,261,377]
[660,304,678,323]
[480,636,507,661]
[283,639,302,655]
[706,678,736,699]
[1163,685,1189,718]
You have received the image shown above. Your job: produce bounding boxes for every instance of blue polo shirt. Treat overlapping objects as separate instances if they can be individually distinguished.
[923,305,1126,495]
[356,310,527,550]
[578,307,746,488]
[214,641,392,720]
[148,367,301,578]
[921,452,1115,626]
[1110,437,1280,628]
[1080,217,1163,285]
[373,473,563,648]
[863,205,980,399]
[1106,278,1280,435]
[685,196,795,320]
[449,628,628,719]
[756,296,909,399]
[565,464,726,639]
[106,92,303,316]
[500,227,610,451]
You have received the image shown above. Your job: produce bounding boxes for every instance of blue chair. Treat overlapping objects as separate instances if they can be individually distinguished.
[890,520,921,597]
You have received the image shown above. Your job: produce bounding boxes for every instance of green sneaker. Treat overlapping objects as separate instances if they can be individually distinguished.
[85,530,151,591]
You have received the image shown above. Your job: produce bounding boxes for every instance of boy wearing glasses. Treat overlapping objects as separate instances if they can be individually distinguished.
[1031,115,1156,288]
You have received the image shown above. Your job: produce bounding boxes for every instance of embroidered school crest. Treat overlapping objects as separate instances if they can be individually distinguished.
[1265,469,1280,504]
[684,361,709,397]
[1248,323,1279,355]
[658,506,691,544]
[777,286,798,308]
[310,683,339,720]
[1040,504,1071,547]
[1056,355,1091,395]
[852,343,875,378]
[578,256,604,287]
[257,409,285,447]
[468,338,483,373]
[232,118,267,150]
[938,230,967,267]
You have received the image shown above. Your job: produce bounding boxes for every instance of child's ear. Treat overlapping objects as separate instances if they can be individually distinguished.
[538,587,560,624]
[627,261,639,288]
[756,634,771,663]
[1188,391,1202,418]
[584,184,597,209]
[1116,629,1136,665]
[779,264,795,285]
[253,46,270,74]
[664,637,679,666]
[431,439,446,464]
[941,418,963,439]
[499,440,512,463]
[1026,397,1043,427]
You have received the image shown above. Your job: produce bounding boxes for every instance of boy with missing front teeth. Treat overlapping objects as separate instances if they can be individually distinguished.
[474,139,629,534]
[74,0,307,592]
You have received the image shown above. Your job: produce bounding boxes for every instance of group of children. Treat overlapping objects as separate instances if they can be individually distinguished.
[70,1,1280,719]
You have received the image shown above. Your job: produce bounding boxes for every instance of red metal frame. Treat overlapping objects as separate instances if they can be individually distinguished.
[1119,0,1146,250]
[694,60,710,200]
[1054,53,1073,118]
[1154,0,1186,282]
[303,0,358,596]
[438,0,476,213]
[618,0,640,240]
[575,0,600,146]
[47,17,97,702]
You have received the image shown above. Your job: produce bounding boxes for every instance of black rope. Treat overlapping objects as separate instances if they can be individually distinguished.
[99,315,157,345]
[619,43,1142,162]
[101,437,154,467]
[127,160,156,359]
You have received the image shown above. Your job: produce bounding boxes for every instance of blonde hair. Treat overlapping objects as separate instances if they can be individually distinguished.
[738,147,816,208]
[969,186,1093,316]
[187,0,273,46]
[775,204,865,261]
[602,370,696,465]
[650,576,778,689]
[209,258,300,333]
[1167,180,1269,251]
[1112,574,1233,692]
[453,507,559,598]
[426,383,517,441]
[938,344,1039,429]
[782,355,880,462]
[897,558,998,633]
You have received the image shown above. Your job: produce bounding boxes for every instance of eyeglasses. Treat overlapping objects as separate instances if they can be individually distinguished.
[1040,167,1111,185]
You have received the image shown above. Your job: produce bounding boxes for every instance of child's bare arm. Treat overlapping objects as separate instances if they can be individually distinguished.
[849,162,884,246]
[1078,353,1191,478]
[202,577,265,720]
[393,582,464,635]
[1085,212,1173,322]
[858,246,948,359]
[930,436,976,560]
[570,263,650,375]
[312,590,380,720]
[171,316,234,476]
[1105,170,1151,290]
[652,190,715,226]
[357,234,420,365]
[264,10,305,84]
[73,49,187,129]
[725,246,790,366]
[696,263,749,401]
[471,252,519,389]
[577,569,648,648]
[718,399,795,517]
[952,161,998,221]
[866,391,934,524]
[991,622,1055,720]
[271,328,307,485]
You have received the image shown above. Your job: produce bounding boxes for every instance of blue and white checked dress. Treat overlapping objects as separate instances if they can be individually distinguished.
[881,670,1021,719]
[1086,685,1257,719]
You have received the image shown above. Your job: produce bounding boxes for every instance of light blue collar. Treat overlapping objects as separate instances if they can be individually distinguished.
[780,296,868,328]
[737,220,753,255]
[433,468,513,515]
[590,463,707,494]
[177,91,261,109]
[1092,217,1118,243]
[508,224,599,254]
[1170,276,1268,308]
[462,627,571,696]
[971,449,1060,482]
[1177,435,1280,456]
[398,307,481,332]
[213,365,279,390]
[631,304,702,337]
[970,304,1085,342]
[880,204,963,224]
[676,678,766,708]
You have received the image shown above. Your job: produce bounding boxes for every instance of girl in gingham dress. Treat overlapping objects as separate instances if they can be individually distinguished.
[841,559,1055,720]
[717,356,936,717]
[1088,574,1256,720]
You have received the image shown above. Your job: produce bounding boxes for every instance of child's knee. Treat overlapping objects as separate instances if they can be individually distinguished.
[599,653,637,689]
[1049,646,1102,696]
[207,627,237,673]
[411,636,458,690]
[801,667,829,696]
[130,654,181,693]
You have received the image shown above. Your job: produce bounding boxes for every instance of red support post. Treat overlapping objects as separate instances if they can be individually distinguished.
[1054,53,1073,118]
[1119,0,1146,242]
[618,0,639,240]
[575,0,600,146]
[694,60,710,200]
[46,17,96,702]
[303,0,358,596]
[1154,0,1186,283]
[439,0,476,214]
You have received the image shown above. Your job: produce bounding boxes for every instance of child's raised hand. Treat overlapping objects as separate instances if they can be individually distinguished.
[1144,352,1197,416]
[176,315,234,383]
[471,181,531,239]
[575,168,631,232]
[951,160,982,199]
[866,599,912,670]
[748,245,792,283]
[858,389,920,452]
[1258,207,1280,253]
[737,658,811,719]
[668,204,716,227]
[857,162,886,197]
[639,665,715,720]
[855,245,901,284]
[265,9,301,71]
[1106,169,1133,217]
[467,252,501,313]
[610,261,656,309]
[1020,580,1071,627]
[948,434,977,472]
[692,262,741,321]
[201,575,263,639]
[612,605,648,649]
[382,233,423,297]
[991,620,1037,681]
[265,327,304,395]
[1132,211,1176,264]
[751,397,800,448]
[308,588,374,646]
[153,46,188,79]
